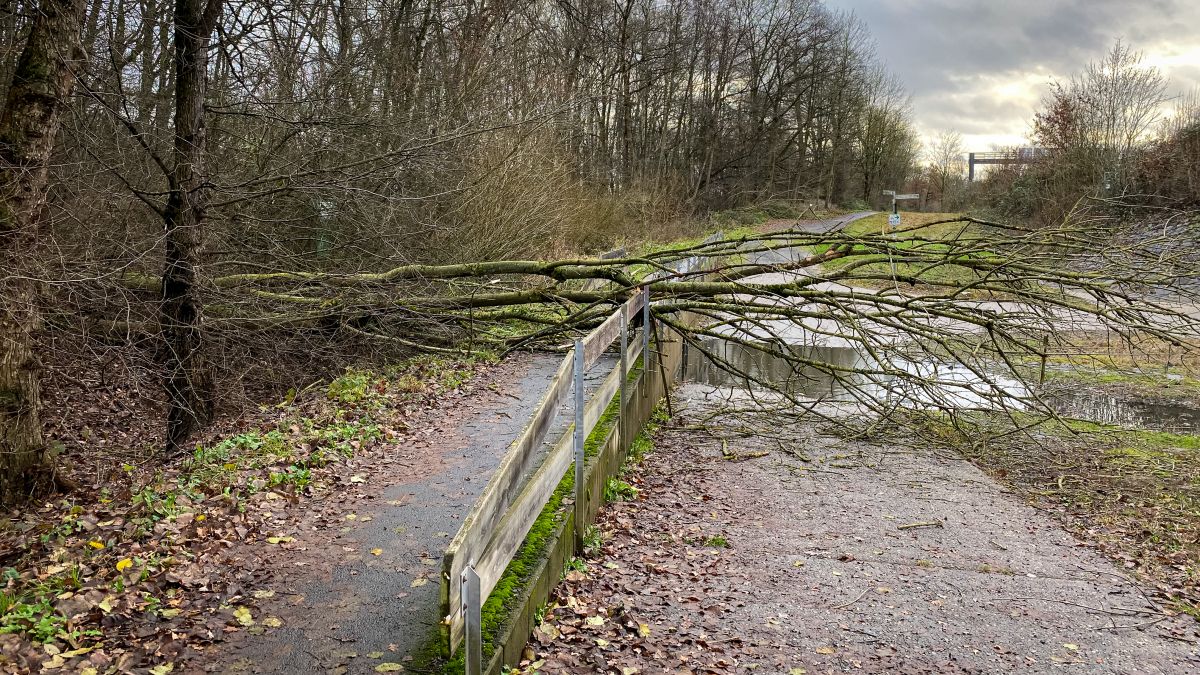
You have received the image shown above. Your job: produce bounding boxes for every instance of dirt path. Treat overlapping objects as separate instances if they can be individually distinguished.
[193,352,617,674]
[522,384,1200,674]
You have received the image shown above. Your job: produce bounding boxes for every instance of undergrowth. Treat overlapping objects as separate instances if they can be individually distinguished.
[1,353,486,654]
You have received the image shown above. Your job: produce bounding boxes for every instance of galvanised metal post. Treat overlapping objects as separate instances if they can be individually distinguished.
[619,303,628,454]
[573,340,585,543]
[642,286,651,382]
[461,565,481,675]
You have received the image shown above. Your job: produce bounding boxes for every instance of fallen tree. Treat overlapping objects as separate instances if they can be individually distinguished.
[12,205,1200,500]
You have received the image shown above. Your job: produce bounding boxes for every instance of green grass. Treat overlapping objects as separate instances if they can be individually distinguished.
[0,567,92,644]
[808,213,1005,290]
[841,212,973,239]
[709,200,816,229]
[1041,367,1200,402]
[1027,414,1200,452]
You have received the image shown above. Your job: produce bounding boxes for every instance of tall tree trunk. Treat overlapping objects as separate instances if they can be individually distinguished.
[160,0,220,452]
[0,0,85,502]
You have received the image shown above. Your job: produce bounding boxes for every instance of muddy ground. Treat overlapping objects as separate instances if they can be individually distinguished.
[522,384,1200,674]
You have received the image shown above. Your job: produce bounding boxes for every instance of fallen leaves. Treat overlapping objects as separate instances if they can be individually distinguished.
[0,353,496,674]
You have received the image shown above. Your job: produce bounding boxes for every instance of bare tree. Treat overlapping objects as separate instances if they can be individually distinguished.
[158,0,222,452]
[927,129,965,209]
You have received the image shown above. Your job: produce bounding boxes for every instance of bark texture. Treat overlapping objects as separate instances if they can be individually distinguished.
[0,0,85,502]
[160,0,221,452]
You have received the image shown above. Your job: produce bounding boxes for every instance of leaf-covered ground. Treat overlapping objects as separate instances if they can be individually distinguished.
[518,385,1200,674]
[0,353,494,673]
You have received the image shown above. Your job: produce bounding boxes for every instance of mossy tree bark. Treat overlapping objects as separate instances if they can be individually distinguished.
[0,0,85,502]
[160,0,222,452]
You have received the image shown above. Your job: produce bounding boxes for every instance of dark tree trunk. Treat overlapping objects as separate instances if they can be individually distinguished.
[0,0,85,502]
[160,0,221,452]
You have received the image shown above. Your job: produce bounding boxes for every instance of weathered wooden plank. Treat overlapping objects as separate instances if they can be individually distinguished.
[582,294,645,369]
[582,309,624,369]
[625,331,644,378]
[626,288,646,318]
[441,349,575,644]
[446,356,625,649]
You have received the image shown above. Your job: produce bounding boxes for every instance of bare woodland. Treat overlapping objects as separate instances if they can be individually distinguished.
[1,0,929,500]
[0,0,1197,515]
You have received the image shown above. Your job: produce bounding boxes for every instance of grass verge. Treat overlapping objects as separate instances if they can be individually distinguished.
[949,414,1200,619]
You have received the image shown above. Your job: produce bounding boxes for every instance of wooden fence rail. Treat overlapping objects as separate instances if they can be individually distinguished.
[440,289,648,657]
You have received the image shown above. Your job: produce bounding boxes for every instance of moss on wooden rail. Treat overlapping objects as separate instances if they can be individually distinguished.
[438,345,676,674]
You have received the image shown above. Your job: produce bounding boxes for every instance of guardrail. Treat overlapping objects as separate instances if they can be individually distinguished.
[439,232,722,673]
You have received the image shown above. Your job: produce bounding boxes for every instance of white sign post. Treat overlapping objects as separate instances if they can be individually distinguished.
[881,190,921,231]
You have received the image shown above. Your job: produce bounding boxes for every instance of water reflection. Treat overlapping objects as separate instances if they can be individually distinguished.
[1047,392,1199,433]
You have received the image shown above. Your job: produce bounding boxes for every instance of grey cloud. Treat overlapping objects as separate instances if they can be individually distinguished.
[827,0,1200,145]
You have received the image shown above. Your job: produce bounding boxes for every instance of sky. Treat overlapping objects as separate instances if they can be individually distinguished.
[825,0,1200,154]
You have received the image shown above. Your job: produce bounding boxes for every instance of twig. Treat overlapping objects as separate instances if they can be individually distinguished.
[897,520,944,530]
[1088,615,1169,632]
[987,596,1159,617]
[831,587,871,610]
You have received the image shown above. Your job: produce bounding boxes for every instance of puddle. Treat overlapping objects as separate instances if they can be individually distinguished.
[683,336,1200,433]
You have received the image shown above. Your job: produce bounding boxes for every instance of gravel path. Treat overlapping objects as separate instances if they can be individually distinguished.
[523,384,1200,674]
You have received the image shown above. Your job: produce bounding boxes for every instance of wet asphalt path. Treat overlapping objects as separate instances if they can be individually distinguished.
[207,352,618,674]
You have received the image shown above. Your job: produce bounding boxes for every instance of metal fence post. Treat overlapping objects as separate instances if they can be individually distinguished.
[573,340,586,544]
[642,286,651,384]
[461,565,481,675]
[619,303,628,454]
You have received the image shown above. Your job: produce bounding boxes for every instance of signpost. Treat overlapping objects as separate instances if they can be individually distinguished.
[881,190,921,231]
